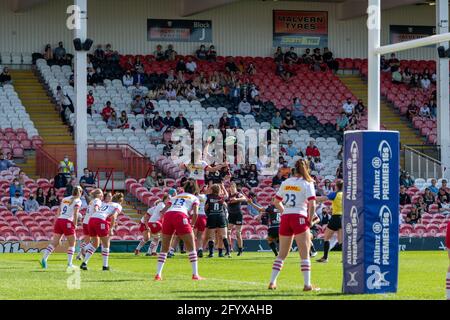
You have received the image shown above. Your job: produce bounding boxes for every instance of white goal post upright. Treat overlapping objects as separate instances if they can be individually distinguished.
[367,0,450,178]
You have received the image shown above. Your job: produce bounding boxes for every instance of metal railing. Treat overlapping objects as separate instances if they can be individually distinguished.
[404,145,442,179]
[93,167,115,193]
[35,145,60,179]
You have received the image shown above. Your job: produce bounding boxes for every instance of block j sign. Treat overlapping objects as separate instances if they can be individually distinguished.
[147,19,212,42]
[342,131,400,294]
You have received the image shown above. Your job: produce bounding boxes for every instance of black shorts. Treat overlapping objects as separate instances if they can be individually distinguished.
[207,214,227,229]
[310,227,319,238]
[327,215,342,232]
[268,227,279,240]
[228,213,243,225]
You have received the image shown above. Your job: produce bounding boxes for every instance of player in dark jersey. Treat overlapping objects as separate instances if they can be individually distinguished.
[205,184,230,258]
[227,182,247,256]
[247,196,280,256]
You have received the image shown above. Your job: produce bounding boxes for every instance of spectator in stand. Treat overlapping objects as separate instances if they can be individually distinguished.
[24,194,40,213]
[275,61,290,82]
[238,97,252,114]
[165,44,177,61]
[301,48,312,64]
[407,99,418,120]
[165,83,178,100]
[392,68,402,84]
[354,99,365,115]
[176,58,187,73]
[53,41,67,63]
[156,173,166,187]
[336,162,343,179]
[284,47,298,64]
[311,48,324,71]
[380,55,390,72]
[336,112,349,132]
[274,47,284,63]
[86,90,94,115]
[219,112,230,130]
[437,185,450,203]
[342,98,355,116]
[281,112,296,130]
[186,57,197,74]
[405,203,423,225]
[143,171,158,189]
[64,178,77,197]
[93,44,105,61]
[107,111,119,129]
[58,155,74,178]
[440,179,450,193]
[251,95,263,116]
[271,170,285,188]
[399,185,412,205]
[101,101,114,121]
[306,141,321,158]
[162,111,175,128]
[244,164,259,188]
[285,140,299,158]
[207,45,217,62]
[17,171,26,187]
[35,187,46,206]
[388,53,400,72]
[321,179,333,196]
[9,178,23,198]
[292,97,303,118]
[429,178,439,195]
[122,70,134,87]
[132,83,144,99]
[247,63,257,76]
[419,103,431,118]
[196,45,208,60]
[9,191,25,214]
[43,44,54,63]
[174,113,189,129]
[152,111,165,132]
[225,57,239,73]
[154,44,165,61]
[229,111,242,129]
[400,171,414,188]
[133,69,145,86]
[438,193,450,214]
[271,111,283,129]
[0,67,12,85]
[0,153,14,171]
[429,99,437,119]
[420,75,431,90]
[323,47,339,73]
[279,161,291,179]
[46,187,59,207]
[402,68,412,85]
[423,188,435,210]
[229,82,241,107]
[54,168,68,189]
[131,95,145,115]
[79,168,96,190]
[118,111,129,129]
[409,73,420,88]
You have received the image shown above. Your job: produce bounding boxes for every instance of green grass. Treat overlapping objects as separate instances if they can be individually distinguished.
[0,251,447,300]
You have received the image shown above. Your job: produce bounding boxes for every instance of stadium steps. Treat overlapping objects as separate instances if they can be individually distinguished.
[13,150,38,180]
[9,69,74,145]
[340,75,425,166]
[121,202,142,223]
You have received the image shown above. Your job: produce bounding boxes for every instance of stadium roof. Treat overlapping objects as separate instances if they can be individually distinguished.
[6,0,435,20]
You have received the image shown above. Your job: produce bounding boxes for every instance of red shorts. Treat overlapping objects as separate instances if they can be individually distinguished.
[446,221,450,249]
[162,211,192,236]
[54,218,76,236]
[149,220,163,234]
[88,217,110,238]
[195,215,207,232]
[139,222,148,233]
[279,214,310,237]
[83,223,90,236]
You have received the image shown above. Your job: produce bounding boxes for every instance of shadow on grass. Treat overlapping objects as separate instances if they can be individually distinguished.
[83,279,144,283]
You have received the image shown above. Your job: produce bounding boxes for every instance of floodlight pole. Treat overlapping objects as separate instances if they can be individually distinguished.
[74,0,88,179]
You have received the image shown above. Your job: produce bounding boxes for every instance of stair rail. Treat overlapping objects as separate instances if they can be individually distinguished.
[35,145,60,179]
[93,167,115,193]
[403,145,442,179]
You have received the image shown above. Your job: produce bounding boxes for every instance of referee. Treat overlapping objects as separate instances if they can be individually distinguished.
[316,179,344,263]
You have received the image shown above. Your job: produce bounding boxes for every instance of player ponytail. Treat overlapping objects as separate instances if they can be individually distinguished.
[70,186,83,205]
[183,180,199,195]
[295,159,314,183]
[90,188,103,199]
[335,179,344,191]
[112,192,124,204]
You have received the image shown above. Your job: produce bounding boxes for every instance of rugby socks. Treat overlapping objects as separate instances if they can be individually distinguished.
[83,243,96,264]
[169,247,175,255]
[42,244,55,261]
[208,241,214,256]
[223,238,230,255]
[188,251,199,276]
[269,242,278,256]
[136,240,145,251]
[301,259,311,287]
[238,247,243,255]
[102,247,110,268]
[67,246,75,267]
[323,241,330,260]
[156,253,167,276]
[218,248,223,256]
[149,237,159,254]
[270,258,284,284]
[446,272,450,300]
[77,242,87,259]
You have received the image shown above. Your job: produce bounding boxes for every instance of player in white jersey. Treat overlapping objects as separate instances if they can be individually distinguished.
[77,188,103,261]
[154,180,204,281]
[40,186,83,269]
[80,193,124,271]
[268,159,320,292]
[134,195,170,256]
